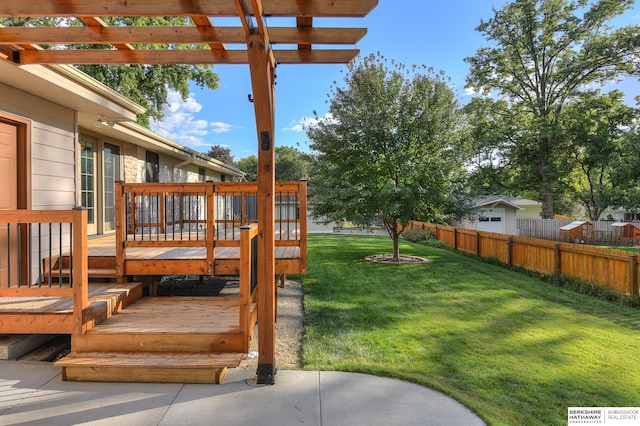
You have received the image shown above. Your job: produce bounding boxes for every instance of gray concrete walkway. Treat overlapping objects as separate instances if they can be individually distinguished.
[0,361,485,425]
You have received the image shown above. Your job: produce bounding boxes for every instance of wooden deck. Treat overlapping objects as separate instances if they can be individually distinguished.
[79,233,303,278]
[0,282,142,334]
[1,181,306,383]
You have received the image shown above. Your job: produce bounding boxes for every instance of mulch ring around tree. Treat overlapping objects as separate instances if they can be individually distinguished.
[364,254,429,264]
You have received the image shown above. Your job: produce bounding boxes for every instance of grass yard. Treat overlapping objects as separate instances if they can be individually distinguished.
[301,234,640,426]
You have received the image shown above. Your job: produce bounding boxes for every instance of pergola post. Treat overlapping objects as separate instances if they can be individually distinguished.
[247,32,277,384]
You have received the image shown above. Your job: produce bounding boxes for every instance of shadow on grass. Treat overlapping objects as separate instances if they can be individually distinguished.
[303,234,640,425]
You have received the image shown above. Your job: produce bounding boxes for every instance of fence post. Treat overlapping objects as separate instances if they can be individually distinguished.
[554,243,561,276]
[506,236,513,267]
[476,231,481,257]
[453,227,458,251]
[629,253,638,297]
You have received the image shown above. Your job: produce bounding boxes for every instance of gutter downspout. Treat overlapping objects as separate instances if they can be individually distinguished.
[172,154,196,182]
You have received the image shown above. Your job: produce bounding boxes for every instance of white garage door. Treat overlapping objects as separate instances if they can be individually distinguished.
[478,208,505,234]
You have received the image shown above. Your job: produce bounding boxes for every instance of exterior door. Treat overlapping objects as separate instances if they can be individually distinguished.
[80,138,98,235]
[0,122,18,285]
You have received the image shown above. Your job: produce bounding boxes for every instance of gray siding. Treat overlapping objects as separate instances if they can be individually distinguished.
[0,82,76,210]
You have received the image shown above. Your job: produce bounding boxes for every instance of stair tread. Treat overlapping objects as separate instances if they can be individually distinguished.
[55,351,243,368]
[44,268,119,277]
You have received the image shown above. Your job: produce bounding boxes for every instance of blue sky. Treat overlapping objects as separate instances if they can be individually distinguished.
[150,1,640,162]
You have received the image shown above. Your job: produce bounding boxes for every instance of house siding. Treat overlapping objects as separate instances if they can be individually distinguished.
[0,82,76,210]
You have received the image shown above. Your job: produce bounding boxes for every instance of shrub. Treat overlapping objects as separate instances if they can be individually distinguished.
[401,228,433,243]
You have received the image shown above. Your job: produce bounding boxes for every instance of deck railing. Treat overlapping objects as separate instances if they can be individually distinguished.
[0,208,89,334]
[115,181,307,276]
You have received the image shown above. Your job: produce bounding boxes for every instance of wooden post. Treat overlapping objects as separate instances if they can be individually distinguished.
[114,182,125,280]
[453,227,458,251]
[298,180,308,274]
[206,181,215,275]
[71,207,88,336]
[629,253,638,297]
[476,231,481,257]
[554,243,561,276]
[239,224,257,353]
[247,32,277,385]
[506,236,513,267]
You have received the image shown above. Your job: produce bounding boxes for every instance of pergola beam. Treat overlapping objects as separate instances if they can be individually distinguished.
[0,26,366,47]
[13,48,360,65]
[0,0,377,18]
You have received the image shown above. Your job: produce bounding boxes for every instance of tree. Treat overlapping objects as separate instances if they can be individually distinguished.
[205,145,235,166]
[307,53,470,260]
[465,0,640,218]
[562,90,639,220]
[237,156,258,182]
[275,146,312,181]
[1,17,219,126]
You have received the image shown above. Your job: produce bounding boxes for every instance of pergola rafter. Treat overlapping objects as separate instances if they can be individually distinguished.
[0,0,376,385]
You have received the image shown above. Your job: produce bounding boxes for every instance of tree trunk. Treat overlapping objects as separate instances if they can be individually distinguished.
[540,169,555,219]
[384,219,401,260]
[392,233,400,260]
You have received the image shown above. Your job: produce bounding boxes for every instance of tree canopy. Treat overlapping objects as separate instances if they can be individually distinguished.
[465,0,640,218]
[1,17,219,126]
[205,145,235,166]
[562,90,640,220]
[307,53,470,259]
[236,146,312,182]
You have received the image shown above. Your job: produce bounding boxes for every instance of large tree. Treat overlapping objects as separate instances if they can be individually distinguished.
[237,155,258,182]
[275,146,312,181]
[465,0,640,218]
[562,90,639,220]
[1,17,219,126]
[307,53,470,260]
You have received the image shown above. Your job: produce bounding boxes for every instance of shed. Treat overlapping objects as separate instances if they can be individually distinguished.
[559,221,594,243]
[463,197,524,235]
[610,222,640,245]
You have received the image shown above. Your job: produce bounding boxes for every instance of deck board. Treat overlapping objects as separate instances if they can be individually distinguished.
[0,283,141,314]
[88,234,300,260]
[85,296,240,334]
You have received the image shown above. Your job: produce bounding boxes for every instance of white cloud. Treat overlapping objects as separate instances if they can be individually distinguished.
[210,121,233,134]
[283,113,336,132]
[150,90,233,149]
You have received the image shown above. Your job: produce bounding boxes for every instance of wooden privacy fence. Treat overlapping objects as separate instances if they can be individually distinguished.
[407,220,639,297]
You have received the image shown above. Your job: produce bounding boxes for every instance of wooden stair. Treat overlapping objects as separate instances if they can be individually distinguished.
[44,255,119,280]
[56,296,246,384]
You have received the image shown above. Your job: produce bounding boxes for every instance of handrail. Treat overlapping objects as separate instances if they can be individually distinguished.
[0,208,89,334]
[115,180,307,276]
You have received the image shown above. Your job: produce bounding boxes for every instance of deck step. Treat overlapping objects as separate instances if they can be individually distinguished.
[56,351,242,383]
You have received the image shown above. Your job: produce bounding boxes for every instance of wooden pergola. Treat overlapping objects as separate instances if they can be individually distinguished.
[0,0,377,384]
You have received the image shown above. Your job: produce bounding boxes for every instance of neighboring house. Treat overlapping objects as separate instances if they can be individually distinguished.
[597,206,640,221]
[0,59,243,237]
[511,197,543,219]
[459,196,525,235]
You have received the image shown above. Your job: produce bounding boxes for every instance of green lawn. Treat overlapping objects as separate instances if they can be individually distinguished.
[301,234,640,426]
